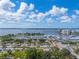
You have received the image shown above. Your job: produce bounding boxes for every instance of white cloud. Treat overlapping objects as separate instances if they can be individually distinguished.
[17,3,34,14]
[60,15,72,23]
[71,15,77,19]
[75,10,79,14]
[0,0,35,23]
[29,4,34,11]
[0,0,15,11]
[26,12,45,23]
[36,13,46,21]
[17,2,28,14]
[16,4,69,23]
[46,18,53,24]
[0,0,77,24]
[29,12,36,19]
[48,6,68,16]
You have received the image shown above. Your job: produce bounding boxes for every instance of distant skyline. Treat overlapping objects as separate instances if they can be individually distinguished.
[0,0,79,28]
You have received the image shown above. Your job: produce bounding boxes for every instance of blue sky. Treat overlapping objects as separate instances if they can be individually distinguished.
[0,0,79,28]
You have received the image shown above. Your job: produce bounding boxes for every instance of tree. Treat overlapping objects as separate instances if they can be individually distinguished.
[51,47,75,59]
[0,51,9,59]
[74,48,79,55]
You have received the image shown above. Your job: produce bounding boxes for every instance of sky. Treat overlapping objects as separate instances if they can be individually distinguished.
[0,0,79,28]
